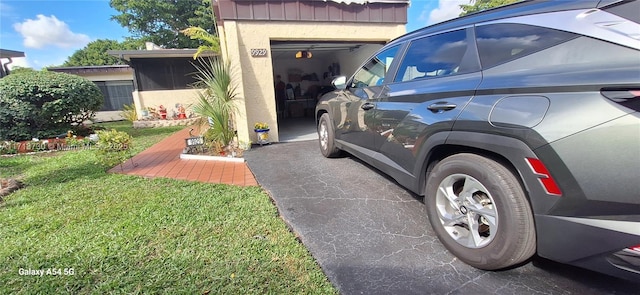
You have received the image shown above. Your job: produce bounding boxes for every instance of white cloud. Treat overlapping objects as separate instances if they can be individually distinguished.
[13,14,90,49]
[424,0,467,26]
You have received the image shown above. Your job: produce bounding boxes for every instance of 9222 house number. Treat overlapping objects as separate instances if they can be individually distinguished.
[250,48,268,57]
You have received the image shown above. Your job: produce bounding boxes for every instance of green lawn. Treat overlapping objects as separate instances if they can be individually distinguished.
[0,122,336,294]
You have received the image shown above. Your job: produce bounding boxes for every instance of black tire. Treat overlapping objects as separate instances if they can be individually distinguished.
[425,153,536,270]
[317,113,341,158]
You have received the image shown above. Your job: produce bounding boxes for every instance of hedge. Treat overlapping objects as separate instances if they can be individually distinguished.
[0,71,103,141]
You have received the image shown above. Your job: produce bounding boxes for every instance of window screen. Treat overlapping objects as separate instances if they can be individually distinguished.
[95,80,134,111]
[132,58,199,91]
[395,29,472,82]
[475,24,577,69]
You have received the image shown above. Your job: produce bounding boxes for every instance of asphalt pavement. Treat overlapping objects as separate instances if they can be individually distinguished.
[244,140,640,295]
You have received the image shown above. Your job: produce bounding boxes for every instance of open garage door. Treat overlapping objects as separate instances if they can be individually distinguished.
[270,40,384,142]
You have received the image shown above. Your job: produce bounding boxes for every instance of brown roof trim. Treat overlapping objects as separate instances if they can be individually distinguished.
[48,65,132,74]
[108,49,217,61]
[216,0,407,23]
[0,49,25,58]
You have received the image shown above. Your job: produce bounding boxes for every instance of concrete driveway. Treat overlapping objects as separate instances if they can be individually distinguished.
[244,140,640,295]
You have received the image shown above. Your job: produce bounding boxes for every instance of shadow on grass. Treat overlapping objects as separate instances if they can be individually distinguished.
[0,155,36,178]
[25,158,108,187]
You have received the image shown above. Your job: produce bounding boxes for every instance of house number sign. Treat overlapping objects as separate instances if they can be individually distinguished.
[250,48,268,57]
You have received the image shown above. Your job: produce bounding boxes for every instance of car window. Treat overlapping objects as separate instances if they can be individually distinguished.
[475,24,577,69]
[351,45,400,88]
[394,29,471,82]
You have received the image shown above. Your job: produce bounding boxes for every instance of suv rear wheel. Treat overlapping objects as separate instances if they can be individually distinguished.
[318,113,341,158]
[425,153,536,270]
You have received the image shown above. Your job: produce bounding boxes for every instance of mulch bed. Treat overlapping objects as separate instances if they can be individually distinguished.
[0,178,23,200]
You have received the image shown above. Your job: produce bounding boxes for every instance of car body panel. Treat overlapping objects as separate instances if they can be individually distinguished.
[315,0,640,280]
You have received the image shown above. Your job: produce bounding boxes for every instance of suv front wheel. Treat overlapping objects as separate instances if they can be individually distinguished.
[425,153,536,270]
[318,113,341,158]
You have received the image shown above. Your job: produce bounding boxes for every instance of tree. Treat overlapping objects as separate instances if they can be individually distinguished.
[460,0,520,16]
[62,39,144,67]
[0,71,103,141]
[181,26,220,58]
[110,0,215,48]
[7,66,35,75]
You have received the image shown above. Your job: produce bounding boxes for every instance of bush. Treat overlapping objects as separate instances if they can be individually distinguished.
[121,103,137,122]
[95,129,132,169]
[0,71,103,141]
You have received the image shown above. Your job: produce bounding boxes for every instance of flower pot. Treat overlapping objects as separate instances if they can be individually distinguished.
[254,129,270,145]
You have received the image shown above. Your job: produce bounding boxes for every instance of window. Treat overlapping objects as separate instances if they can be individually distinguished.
[395,29,473,82]
[95,80,134,111]
[475,24,577,69]
[132,57,199,91]
[351,45,400,88]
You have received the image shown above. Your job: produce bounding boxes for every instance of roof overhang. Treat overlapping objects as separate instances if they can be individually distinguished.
[48,65,132,75]
[108,49,216,62]
[0,49,25,59]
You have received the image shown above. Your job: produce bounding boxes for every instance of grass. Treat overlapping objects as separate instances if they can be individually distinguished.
[0,122,336,294]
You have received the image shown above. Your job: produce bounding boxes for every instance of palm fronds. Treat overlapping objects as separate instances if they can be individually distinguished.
[180,26,221,58]
[190,57,239,147]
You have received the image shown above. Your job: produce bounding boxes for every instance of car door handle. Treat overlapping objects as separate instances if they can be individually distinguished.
[428,102,457,112]
[361,103,375,111]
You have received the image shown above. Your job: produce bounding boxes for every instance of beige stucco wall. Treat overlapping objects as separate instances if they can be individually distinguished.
[81,71,133,82]
[220,20,405,143]
[134,89,204,119]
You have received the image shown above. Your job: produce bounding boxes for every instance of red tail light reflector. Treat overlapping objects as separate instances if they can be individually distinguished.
[526,158,562,196]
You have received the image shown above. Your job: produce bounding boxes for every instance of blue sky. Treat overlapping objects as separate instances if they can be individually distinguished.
[0,0,465,69]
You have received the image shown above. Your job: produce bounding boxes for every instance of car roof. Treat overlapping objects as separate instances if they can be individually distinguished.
[390,0,620,45]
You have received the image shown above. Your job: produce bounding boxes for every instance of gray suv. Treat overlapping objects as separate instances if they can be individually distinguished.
[315,0,640,281]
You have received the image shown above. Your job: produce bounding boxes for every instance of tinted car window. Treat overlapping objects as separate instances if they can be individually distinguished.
[351,45,400,88]
[603,0,640,24]
[475,24,577,69]
[394,29,472,82]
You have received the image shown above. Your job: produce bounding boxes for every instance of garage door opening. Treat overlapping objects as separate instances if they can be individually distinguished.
[270,40,384,142]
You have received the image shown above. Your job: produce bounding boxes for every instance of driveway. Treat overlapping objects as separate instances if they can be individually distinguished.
[244,140,640,295]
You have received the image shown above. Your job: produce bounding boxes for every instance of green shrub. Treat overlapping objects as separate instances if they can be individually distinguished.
[121,103,138,122]
[0,71,103,141]
[65,136,94,149]
[95,129,132,168]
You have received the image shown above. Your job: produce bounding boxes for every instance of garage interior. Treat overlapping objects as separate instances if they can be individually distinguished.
[270,41,384,142]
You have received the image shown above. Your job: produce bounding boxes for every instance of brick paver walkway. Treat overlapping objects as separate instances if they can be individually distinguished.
[109,127,258,186]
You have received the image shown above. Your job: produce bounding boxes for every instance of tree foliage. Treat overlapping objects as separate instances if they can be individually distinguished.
[63,39,144,67]
[7,66,36,75]
[0,71,103,141]
[460,0,520,16]
[110,0,215,48]
[181,26,220,58]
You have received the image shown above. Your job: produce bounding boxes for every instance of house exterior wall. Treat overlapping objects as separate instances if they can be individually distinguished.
[76,71,132,82]
[134,89,203,119]
[219,20,405,143]
[49,67,135,121]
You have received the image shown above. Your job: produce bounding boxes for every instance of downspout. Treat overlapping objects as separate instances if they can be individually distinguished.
[1,57,13,77]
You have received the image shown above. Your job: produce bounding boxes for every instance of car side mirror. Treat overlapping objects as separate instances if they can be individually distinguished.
[332,76,347,90]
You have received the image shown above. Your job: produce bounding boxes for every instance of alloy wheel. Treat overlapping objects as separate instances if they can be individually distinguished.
[319,121,328,151]
[435,173,498,249]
